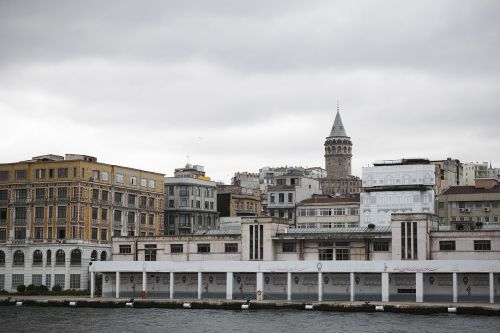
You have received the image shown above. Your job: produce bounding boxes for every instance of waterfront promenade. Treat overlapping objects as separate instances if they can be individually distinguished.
[2,295,500,315]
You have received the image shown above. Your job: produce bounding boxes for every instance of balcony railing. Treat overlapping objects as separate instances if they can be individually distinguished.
[57,218,67,225]
[34,198,45,204]
[14,218,27,225]
[0,199,8,206]
[35,218,44,224]
[14,198,28,204]
[92,219,99,225]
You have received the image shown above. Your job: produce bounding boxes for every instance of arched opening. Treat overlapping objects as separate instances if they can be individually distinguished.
[55,249,65,266]
[100,251,107,261]
[46,249,52,265]
[71,249,82,266]
[91,250,97,261]
[13,250,24,266]
[33,249,43,266]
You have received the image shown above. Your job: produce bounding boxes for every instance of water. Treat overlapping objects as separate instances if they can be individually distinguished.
[1,307,499,333]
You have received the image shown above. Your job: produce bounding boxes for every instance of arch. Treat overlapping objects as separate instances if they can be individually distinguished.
[13,250,24,266]
[55,249,65,265]
[100,251,107,261]
[33,249,43,265]
[90,250,98,261]
[46,249,52,265]
[0,250,5,266]
[70,249,82,266]
[343,146,347,154]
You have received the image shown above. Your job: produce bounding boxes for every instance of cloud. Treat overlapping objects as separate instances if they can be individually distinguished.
[1,0,500,183]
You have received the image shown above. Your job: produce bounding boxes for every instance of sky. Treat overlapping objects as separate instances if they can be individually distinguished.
[1,0,499,183]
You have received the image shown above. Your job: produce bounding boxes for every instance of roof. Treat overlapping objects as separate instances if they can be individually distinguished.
[442,185,500,195]
[298,194,360,205]
[192,229,241,236]
[276,226,391,236]
[329,111,348,137]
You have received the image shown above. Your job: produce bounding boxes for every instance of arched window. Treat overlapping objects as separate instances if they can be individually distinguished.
[100,251,107,261]
[55,249,65,266]
[90,250,97,261]
[46,249,52,265]
[13,250,25,266]
[33,250,43,266]
[70,249,81,266]
[0,250,5,266]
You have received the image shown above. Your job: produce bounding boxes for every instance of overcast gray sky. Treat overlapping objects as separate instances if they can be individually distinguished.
[1,0,499,182]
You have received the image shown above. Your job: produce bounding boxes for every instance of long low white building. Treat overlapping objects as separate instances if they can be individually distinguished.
[90,260,500,304]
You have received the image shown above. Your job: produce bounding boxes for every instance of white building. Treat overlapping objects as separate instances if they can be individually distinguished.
[266,172,321,221]
[296,194,359,229]
[360,159,435,227]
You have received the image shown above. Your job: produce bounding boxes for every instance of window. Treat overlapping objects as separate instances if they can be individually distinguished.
[171,244,183,253]
[140,213,146,225]
[115,173,124,183]
[270,193,275,203]
[335,248,350,260]
[101,171,109,181]
[102,190,109,202]
[45,274,51,288]
[148,179,155,188]
[168,200,175,208]
[279,193,284,203]
[15,169,27,180]
[34,227,43,240]
[0,171,8,180]
[114,210,122,222]
[32,274,42,286]
[12,274,24,289]
[439,240,456,251]
[33,250,43,265]
[149,214,154,226]
[92,228,98,240]
[15,207,27,220]
[46,250,51,265]
[225,243,238,253]
[101,251,107,261]
[57,227,66,239]
[35,169,45,179]
[319,248,334,260]
[474,240,491,251]
[130,176,137,185]
[90,250,97,261]
[55,250,65,266]
[282,242,296,253]
[114,192,123,205]
[0,250,4,266]
[54,274,65,289]
[127,194,136,206]
[140,178,147,187]
[180,197,188,207]
[119,245,132,254]
[144,244,157,261]
[13,250,25,266]
[92,207,98,220]
[35,206,44,219]
[197,244,210,253]
[0,189,7,201]
[70,249,81,266]
[0,228,6,242]
[14,227,26,240]
[70,274,81,289]
[57,168,68,178]
[101,208,108,221]
[288,193,293,203]
[48,169,54,178]
[373,241,389,252]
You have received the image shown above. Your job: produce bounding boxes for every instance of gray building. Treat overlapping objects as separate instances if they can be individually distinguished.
[164,164,219,235]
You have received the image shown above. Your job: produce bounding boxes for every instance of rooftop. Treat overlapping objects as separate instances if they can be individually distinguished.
[298,194,360,205]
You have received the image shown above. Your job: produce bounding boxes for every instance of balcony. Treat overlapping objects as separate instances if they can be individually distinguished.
[12,239,25,245]
[92,219,99,225]
[34,198,45,204]
[57,197,68,203]
[100,199,110,205]
[14,218,27,225]
[57,218,67,225]
[35,218,44,224]
[70,196,81,202]
[0,199,8,206]
[14,197,28,204]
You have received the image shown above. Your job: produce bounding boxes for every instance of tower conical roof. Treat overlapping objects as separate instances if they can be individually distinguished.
[329,111,347,137]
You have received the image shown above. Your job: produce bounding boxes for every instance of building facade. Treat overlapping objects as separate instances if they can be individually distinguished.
[360,158,435,227]
[431,158,462,195]
[164,164,219,235]
[217,185,261,217]
[231,172,260,190]
[0,153,165,292]
[266,172,321,221]
[437,178,500,227]
[295,194,360,229]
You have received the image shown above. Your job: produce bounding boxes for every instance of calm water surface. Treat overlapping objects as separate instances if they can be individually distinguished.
[1,307,499,333]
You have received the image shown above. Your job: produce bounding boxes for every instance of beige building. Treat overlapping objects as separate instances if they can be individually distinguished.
[295,194,359,228]
[217,185,261,217]
[437,178,500,227]
[0,154,164,292]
